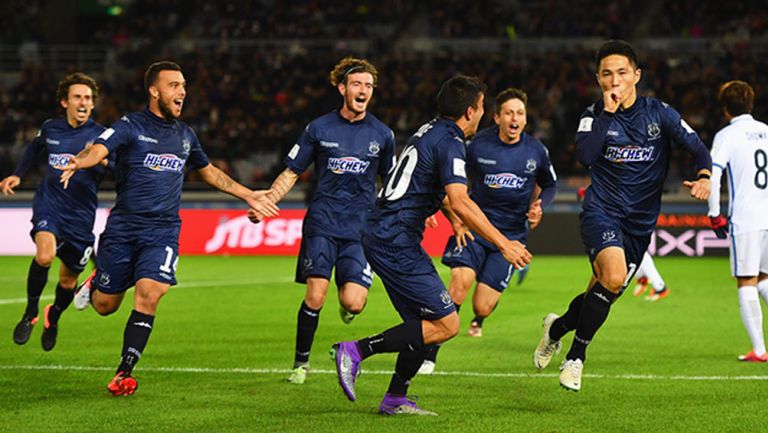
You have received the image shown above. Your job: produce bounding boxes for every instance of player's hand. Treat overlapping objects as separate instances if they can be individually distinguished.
[682,178,710,201]
[603,88,622,113]
[59,158,80,190]
[499,239,532,270]
[245,189,279,222]
[709,215,728,239]
[452,223,475,248]
[425,214,439,229]
[527,199,543,230]
[0,175,21,196]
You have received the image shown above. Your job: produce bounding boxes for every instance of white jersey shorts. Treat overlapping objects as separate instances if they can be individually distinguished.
[730,230,768,277]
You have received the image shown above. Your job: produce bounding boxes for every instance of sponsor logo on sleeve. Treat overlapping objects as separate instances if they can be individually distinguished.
[287,144,300,159]
[98,128,115,141]
[453,158,466,178]
[578,117,593,132]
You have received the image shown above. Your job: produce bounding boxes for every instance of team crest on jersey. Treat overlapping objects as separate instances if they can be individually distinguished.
[327,157,370,174]
[525,159,537,173]
[484,173,527,189]
[440,290,452,305]
[368,141,380,156]
[48,153,75,170]
[182,139,191,154]
[647,122,661,140]
[143,153,186,172]
[602,230,616,243]
[604,146,654,163]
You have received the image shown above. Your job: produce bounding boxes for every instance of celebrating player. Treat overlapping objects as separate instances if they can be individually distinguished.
[708,80,768,363]
[330,75,531,415]
[1,73,107,351]
[420,88,557,374]
[533,40,712,391]
[60,61,278,396]
[250,57,396,384]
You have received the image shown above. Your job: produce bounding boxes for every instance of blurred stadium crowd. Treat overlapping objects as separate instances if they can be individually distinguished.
[1,0,766,191]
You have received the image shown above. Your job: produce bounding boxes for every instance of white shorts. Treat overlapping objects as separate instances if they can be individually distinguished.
[730,230,768,277]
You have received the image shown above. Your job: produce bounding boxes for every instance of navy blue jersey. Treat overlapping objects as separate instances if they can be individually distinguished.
[95,109,210,230]
[13,118,107,240]
[284,110,396,240]
[576,96,709,235]
[366,118,468,244]
[468,127,557,243]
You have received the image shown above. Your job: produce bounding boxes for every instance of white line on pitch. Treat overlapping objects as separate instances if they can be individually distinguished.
[1,364,766,381]
[0,278,294,306]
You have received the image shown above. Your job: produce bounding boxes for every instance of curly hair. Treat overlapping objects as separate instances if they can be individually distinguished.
[329,56,378,87]
[56,72,99,104]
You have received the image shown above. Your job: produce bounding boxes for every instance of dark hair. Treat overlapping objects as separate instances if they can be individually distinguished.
[144,61,182,96]
[495,88,528,114]
[56,72,99,104]
[718,80,754,116]
[329,56,378,87]
[436,75,487,120]
[596,40,639,69]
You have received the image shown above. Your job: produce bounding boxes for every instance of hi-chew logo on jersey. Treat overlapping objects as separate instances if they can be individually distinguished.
[604,146,654,163]
[48,153,75,169]
[327,157,370,174]
[143,153,186,172]
[484,172,526,189]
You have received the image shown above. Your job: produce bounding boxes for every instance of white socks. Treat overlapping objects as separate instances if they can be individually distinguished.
[738,286,766,356]
[758,279,768,306]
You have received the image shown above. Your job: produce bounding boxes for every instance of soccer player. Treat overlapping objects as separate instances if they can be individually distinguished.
[0,72,107,351]
[59,61,278,396]
[533,40,712,391]
[330,75,531,415]
[249,57,396,385]
[708,80,768,363]
[420,88,557,374]
[632,251,669,301]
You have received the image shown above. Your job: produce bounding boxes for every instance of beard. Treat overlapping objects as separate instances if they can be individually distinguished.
[158,97,178,120]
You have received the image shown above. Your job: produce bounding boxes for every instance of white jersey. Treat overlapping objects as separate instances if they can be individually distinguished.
[708,114,768,235]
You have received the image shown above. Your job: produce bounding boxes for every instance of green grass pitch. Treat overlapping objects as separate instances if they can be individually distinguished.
[0,255,766,433]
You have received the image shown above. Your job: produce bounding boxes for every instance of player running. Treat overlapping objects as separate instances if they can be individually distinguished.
[330,75,531,415]
[632,251,669,301]
[250,57,396,384]
[60,61,277,396]
[420,88,557,374]
[1,73,107,351]
[708,80,768,363]
[533,40,712,391]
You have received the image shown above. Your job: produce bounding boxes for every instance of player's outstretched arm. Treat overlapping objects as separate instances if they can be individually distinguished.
[0,175,21,196]
[682,169,712,201]
[59,143,110,189]
[196,163,279,219]
[445,183,531,269]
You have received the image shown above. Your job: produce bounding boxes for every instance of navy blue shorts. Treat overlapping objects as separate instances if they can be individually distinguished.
[92,228,179,294]
[441,237,516,293]
[295,235,373,289]
[580,210,651,291]
[30,213,94,274]
[362,235,455,321]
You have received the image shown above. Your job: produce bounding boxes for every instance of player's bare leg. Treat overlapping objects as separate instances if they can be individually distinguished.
[469,283,502,337]
[13,232,56,345]
[338,281,367,324]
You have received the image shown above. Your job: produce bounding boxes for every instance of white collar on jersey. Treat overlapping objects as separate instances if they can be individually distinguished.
[731,114,754,124]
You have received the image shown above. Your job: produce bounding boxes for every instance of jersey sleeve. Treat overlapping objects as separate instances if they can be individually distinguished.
[378,128,396,178]
[437,135,468,187]
[661,102,712,172]
[283,122,318,175]
[536,144,557,188]
[575,103,614,166]
[707,130,729,216]
[95,116,133,155]
[186,129,210,170]
[12,125,48,177]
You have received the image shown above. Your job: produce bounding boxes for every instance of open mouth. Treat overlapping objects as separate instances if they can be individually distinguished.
[509,124,520,134]
[76,107,88,115]
[354,95,367,104]
[173,99,184,110]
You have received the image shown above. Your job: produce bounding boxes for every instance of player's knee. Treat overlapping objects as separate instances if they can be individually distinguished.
[343,298,366,314]
[58,276,77,290]
[440,313,461,340]
[93,300,118,316]
[474,303,494,318]
[34,253,54,268]
[304,292,327,310]
[601,273,626,292]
